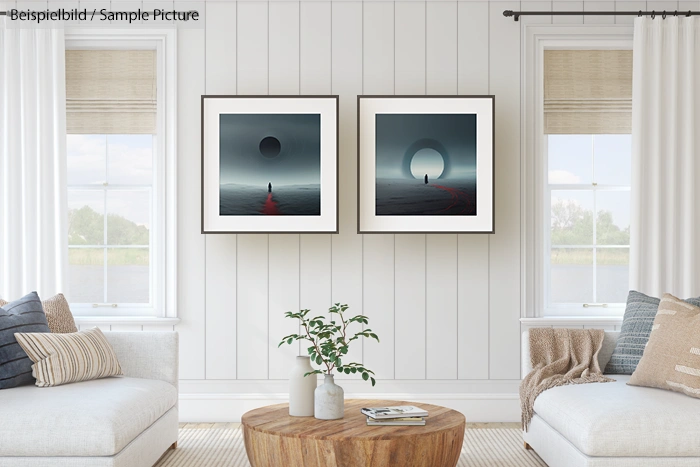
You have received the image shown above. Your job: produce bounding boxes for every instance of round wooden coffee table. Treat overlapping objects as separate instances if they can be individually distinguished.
[241,399,465,467]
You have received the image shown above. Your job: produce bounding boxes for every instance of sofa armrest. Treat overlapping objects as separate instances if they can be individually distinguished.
[103,332,179,390]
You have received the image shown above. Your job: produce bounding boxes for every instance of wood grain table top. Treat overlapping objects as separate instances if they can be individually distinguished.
[241,399,466,441]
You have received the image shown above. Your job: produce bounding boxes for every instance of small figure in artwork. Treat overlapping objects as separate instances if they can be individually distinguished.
[268,182,272,193]
[424,174,429,185]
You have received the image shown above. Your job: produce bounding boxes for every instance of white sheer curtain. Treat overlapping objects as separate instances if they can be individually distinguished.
[631,17,700,297]
[0,24,68,300]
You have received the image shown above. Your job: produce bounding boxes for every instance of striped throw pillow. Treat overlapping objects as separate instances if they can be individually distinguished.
[0,292,51,389]
[15,327,123,387]
[629,294,700,398]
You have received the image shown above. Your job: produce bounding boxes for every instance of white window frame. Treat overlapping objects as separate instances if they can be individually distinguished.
[521,25,633,319]
[65,29,177,321]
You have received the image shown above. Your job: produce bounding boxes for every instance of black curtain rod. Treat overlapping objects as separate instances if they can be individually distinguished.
[504,9,700,21]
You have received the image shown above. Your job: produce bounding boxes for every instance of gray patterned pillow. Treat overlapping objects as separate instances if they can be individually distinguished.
[0,292,51,389]
[605,290,700,374]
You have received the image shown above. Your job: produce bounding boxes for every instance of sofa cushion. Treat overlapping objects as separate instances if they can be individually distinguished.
[533,375,700,457]
[0,376,177,456]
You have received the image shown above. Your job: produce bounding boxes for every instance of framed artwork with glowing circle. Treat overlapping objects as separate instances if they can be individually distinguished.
[357,95,495,234]
[201,95,338,233]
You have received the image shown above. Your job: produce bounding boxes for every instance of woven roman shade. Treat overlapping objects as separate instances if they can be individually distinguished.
[66,50,156,134]
[544,50,632,134]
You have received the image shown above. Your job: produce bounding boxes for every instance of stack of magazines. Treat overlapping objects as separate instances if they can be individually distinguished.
[361,405,428,426]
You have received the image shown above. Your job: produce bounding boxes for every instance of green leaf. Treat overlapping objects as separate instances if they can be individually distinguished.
[316,355,323,365]
[362,372,369,381]
[335,358,342,367]
[344,367,351,374]
[370,377,376,386]
[287,337,293,345]
[351,368,357,374]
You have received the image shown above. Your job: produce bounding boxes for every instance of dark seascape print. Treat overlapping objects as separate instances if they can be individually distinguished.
[375,113,477,216]
[219,113,321,216]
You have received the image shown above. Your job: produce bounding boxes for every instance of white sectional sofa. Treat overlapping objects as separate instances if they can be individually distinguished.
[522,330,700,467]
[0,332,179,467]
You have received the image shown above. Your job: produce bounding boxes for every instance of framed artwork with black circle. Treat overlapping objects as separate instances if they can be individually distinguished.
[201,95,339,233]
[357,95,495,234]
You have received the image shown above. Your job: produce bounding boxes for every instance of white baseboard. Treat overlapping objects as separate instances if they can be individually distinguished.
[178,392,520,423]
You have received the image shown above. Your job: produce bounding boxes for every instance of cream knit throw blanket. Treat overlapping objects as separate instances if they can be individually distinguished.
[520,328,615,431]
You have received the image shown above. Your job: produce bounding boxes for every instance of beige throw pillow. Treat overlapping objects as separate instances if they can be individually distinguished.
[0,294,77,333]
[14,327,123,387]
[41,294,78,333]
[629,293,700,398]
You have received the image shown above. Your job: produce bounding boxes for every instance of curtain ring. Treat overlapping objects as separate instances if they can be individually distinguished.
[651,10,656,19]
[662,11,667,19]
[687,10,692,17]
[674,10,678,17]
[638,10,643,17]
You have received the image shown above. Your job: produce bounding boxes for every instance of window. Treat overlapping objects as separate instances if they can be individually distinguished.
[67,134,154,310]
[540,48,633,316]
[65,31,176,318]
[546,134,631,313]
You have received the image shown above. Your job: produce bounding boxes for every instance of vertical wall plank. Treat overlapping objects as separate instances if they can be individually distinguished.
[394,235,427,379]
[427,1,457,95]
[301,2,332,94]
[362,1,398,380]
[299,2,333,364]
[236,2,270,380]
[488,1,521,380]
[331,1,364,379]
[268,235,301,378]
[363,2,395,94]
[552,1,584,24]
[269,2,300,95]
[205,236,237,379]
[584,1,615,24]
[205,1,238,381]
[236,235,269,379]
[175,5,206,379]
[394,2,426,94]
[426,235,458,379]
[299,238,331,326]
[362,236,395,379]
[457,1,490,380]
[237,2,269,95]
[267,2,302,379]
[425,1,458,380]
[458,2,489,94]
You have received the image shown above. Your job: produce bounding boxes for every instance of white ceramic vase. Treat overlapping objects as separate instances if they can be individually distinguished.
[314,374,344,420]
[289,356,316,417]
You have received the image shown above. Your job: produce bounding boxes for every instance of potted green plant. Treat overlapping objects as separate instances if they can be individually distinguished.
[279,303,380,420]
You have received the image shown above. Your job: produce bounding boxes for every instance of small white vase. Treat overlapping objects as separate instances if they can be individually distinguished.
[289,356,316,417]
[314,374,344,420]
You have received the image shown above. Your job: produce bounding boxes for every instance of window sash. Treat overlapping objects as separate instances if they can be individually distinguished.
[543,135,631,316]
[67,135,156,316]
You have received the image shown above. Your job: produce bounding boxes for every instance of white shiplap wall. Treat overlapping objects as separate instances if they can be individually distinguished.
[101,0,691,422]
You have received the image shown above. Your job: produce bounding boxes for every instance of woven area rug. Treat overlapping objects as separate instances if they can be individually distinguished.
[155,425,546,467]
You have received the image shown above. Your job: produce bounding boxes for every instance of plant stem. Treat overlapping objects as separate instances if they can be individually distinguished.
[302,321,331,374]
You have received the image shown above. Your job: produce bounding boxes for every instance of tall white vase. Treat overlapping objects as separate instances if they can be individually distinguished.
[314,374,344,420]
[289,356,316,417]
